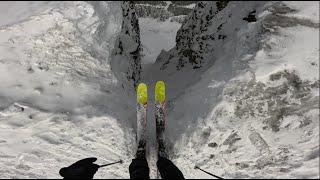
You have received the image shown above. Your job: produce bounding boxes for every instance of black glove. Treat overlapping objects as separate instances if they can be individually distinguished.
[59,157,100,179]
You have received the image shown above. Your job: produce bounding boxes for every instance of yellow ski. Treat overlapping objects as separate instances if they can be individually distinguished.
[155,81,165,103]
[155,80,167,159]
[137,83,148,105]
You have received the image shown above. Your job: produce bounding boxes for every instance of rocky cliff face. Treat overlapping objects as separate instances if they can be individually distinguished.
[174,1,229,69]
[156,1,265,70]
[112,1,141,88]
[111,1,196,89]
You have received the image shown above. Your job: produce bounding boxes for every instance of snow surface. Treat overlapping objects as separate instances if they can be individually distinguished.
[283,1,319,24]
[0,1,60,27]
[0,2,134,178]
[141,1,319,179]
[139,17,181,64]
[0,1,319,179]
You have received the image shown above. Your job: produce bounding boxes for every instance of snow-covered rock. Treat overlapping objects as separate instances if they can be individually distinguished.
[156,1,265,70]
[112,1,141,89]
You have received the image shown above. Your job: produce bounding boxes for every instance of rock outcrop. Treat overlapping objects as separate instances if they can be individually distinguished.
[156,1,266,70]
[112,1,141,88]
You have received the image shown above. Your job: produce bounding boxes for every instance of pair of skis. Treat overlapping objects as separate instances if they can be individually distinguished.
[136,81,167,159]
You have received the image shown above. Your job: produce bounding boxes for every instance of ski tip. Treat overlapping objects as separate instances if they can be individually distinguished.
[137,83,148,104]
[155,81,165,88]
[155,81,165,103]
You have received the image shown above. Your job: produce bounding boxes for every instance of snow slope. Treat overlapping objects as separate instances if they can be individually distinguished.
[0,1,60,27]
[0,1,319,179]
[0,2,135,178]
[140,17,181,64]
[144,1,319,179]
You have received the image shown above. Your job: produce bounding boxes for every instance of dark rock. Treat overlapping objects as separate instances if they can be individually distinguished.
[279,168,290,172]
[217,23,224,31]
[216,1,229,11]
[311,80,319,88]
[243,10,257,22]
[235,162,249,169]
[27,67,34,73]
[201,127,211,138]
[223,132,241,146]
[13,104,25,112]
[208,142,218,148]
[218,34,227,40]
[269,71,283,81]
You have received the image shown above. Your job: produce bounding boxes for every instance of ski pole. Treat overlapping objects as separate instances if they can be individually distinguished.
[194,166,223,179]
[99,160,123,168]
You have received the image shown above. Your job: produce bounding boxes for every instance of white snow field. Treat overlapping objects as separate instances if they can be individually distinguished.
[0,1,134,178]
[139,17,181,64]
[0,1,319,179]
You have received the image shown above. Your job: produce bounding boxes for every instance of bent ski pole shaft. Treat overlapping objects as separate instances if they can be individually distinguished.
[195,166,223,179]
[99,160,123,168]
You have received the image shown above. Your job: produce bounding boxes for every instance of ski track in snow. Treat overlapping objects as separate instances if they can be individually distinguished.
[0,1,319,179]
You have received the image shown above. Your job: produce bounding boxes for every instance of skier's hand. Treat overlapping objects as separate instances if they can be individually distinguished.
[59,157,100,179]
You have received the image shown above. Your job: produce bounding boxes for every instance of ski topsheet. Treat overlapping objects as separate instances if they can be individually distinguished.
[155,81,167,158]
[136,83,148,158]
